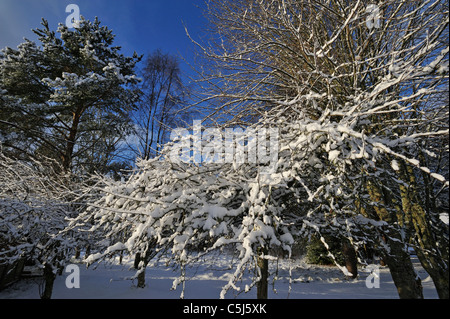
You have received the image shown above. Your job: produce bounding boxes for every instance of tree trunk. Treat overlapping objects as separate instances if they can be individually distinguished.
[85,245,91,260]
[342,241,358,279]
[257,248,268,299]
[74,247,81,259]
[415,249,449,299]
[398,162,449,299]
[137,269,146,289]
[366,181,423,299]
[381,235,423,299]
[62,107,83,171]
[134,252,141,270]
[134,252,149,288]
[41,263,56,300]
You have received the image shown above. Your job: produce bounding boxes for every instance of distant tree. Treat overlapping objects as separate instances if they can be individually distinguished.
[129,49,190,160]
[0,17,141,173]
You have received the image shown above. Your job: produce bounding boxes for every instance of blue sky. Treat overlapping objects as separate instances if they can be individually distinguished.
[0,0,206,75]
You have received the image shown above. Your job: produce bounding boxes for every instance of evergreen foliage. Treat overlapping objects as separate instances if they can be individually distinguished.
[0,17,141,173]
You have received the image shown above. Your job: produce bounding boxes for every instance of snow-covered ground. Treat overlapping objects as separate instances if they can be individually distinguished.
[0,254,438,299]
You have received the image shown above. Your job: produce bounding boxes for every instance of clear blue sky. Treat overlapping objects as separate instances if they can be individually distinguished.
[0,0,206,76]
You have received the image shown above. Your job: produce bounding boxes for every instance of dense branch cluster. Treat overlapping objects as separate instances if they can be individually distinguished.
[0,151,75,270]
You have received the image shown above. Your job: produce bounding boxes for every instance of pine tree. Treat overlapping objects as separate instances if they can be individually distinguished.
[0,17,141,173]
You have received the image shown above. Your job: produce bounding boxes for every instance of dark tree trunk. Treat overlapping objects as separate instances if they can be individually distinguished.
[366,181,423,299]
[398,162,449,299]
[257,248,269,299]
[74,247,81,259]
[134,252,141,270]
[137,270,146,288]
[381,237,423,299]
[85,245,91,260]
[134,252,150,288]
[41,263,56,300]
[415,249,449,299]
[342,241,358,279]
[62,106,83,172]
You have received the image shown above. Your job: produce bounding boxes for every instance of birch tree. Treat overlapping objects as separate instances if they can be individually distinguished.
[129,50,190,160]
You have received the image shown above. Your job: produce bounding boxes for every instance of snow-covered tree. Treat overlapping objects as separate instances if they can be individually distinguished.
[0,150,78,299]
[187,0,449,298]
[69,122,296,296]
[0,17,141,173]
